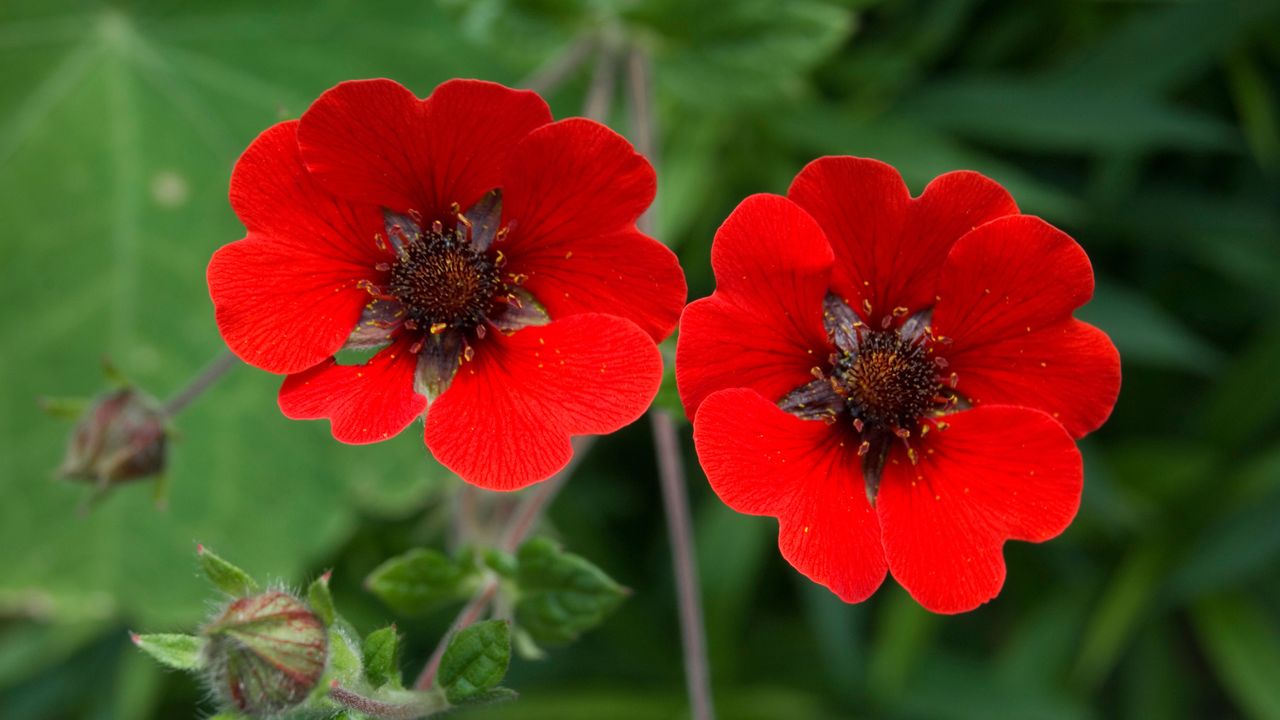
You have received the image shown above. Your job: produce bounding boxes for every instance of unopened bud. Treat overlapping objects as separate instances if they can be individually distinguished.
[202,590,328,717]
[56,387,167,485]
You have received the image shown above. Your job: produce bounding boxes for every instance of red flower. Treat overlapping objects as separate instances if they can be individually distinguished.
[207,79,685,490]
[676,158,1120,613]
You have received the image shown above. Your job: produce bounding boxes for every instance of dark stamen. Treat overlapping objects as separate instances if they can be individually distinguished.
[387,225,501,331]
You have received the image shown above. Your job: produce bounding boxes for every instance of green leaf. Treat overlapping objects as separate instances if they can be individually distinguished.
[514,537,628,645]
[438,620,512,705]
[639,0,854,110]
[365,548,480,616]
[866,587,939,704]
[362,625,402,689]
[196,545,259,597]
[455,687,518,707]
[0,0,464,631]
[129,632,205,671]
[902,76,1234,155]
[1071,544,1165,691]
[1192,595,1280,720]
[307,571,336,627]
[1077,280,1223,375]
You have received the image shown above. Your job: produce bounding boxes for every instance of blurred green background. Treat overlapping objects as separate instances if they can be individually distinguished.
[3,0,1280,717]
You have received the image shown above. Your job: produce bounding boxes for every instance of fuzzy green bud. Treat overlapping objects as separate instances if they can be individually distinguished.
[202,590,328,717]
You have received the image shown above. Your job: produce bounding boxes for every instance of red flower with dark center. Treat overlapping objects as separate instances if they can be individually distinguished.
[207,78,686,490]
[676,158,1120,613]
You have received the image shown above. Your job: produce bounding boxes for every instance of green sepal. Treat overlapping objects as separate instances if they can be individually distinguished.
[325,625,365,689]
[365,548,479,616]
[514,537,629,645]
[438,620,512,705]
[308,570,337,627]
[130,632,205,671]
[363,625,403,689]
[197,545,259,596]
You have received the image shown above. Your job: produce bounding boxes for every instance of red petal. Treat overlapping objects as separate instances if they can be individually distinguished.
[208,239,371,375]
[278,339,426,444]
[877,405,1082,614]
[228,120,387,267]
[502,118,655,250]
[932,215,1117,437]
[693,388,887,603]
[425,314,662,491]
[788,159,1018,323]
[498,119,682,339]
[674,194,834,420]
[508,226,684,342]
[947,319,1120,438]
[298,78,552,218]
[211,121,387,375]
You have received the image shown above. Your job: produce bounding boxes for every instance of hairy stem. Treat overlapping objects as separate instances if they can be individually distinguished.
[629,43,717,720]
[162,350,240,417]
[329,681,447,719]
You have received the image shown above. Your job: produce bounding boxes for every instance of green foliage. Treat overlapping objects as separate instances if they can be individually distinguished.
[513,537,628,646]
[365,549,481,616]
[438,620,513,705]
[5,0,1280,718]
[129,633,205,671]
[1193,595,1280,720]
[308,572,337,627]
[362,626,403,690]
[198,545,259,597]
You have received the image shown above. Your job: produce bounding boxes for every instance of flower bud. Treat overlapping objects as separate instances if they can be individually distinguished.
[202,590,328,717]
[57,387,167,485]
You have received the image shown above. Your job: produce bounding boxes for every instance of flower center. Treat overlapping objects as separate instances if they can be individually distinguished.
[834,330,940,433]
[388,225,500,331]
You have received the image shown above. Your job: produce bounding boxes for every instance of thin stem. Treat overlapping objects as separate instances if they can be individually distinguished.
[413,579,501,691]
[162,350,240,416]
[413,436,597,691]
[329,681,446,719]
[519,35,596,95]
[650,411,716,720]
[582,38,618,123]
[629,44,716,720]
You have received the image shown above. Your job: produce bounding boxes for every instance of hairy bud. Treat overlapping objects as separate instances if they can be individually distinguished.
[202,590,328,717]
[57,387,167,485]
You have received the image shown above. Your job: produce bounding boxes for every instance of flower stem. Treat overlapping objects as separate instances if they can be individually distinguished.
[629,43,717,720]
[583,35,619,123]
[413,436,597,691]
[519,35,597,95]
[162,350,240,417]
[329,681,447,719]
[650,410,716,720]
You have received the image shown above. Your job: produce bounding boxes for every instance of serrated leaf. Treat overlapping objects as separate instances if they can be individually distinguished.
[438,620,511,705]
[130,632,205,671]
[308,571,336,627]
[197,545,259,596]
[362,625,402,689]
[514,537,628,645]
[365,548,479,616]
